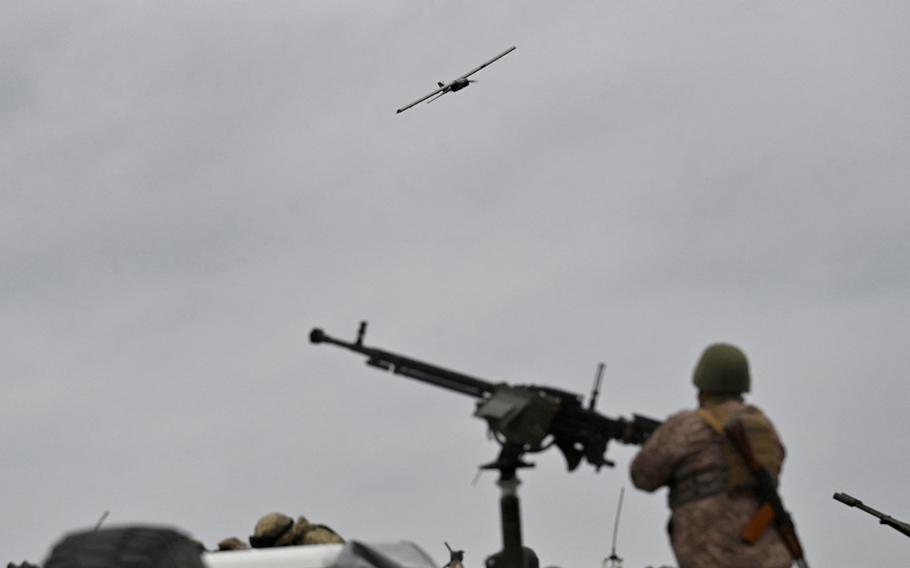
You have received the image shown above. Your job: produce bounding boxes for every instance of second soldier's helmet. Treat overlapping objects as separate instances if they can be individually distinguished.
[249,513,294,548]
[692,343,751,394]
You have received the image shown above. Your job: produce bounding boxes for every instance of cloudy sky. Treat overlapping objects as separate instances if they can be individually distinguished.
[2,2,908,566]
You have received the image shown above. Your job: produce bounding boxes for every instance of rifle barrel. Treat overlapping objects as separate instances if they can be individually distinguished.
[833,492,910,538]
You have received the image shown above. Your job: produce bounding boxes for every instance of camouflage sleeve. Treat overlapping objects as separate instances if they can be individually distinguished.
[748,404,788,477]
[768,412,787,466]
[629,410,693,492]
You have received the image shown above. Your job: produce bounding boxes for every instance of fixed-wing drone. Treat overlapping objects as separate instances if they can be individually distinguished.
[395,46,516,114]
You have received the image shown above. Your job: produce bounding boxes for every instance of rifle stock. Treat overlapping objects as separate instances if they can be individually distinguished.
[741,503,774,544]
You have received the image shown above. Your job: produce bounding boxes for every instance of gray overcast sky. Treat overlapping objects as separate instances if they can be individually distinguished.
[2,2,908,567]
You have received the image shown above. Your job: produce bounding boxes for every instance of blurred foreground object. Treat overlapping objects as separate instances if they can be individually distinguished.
[42,526,434,568]
[221,513,344,550]
[44,527,204,568]
[205,540,436,568]
[216,538,249,552]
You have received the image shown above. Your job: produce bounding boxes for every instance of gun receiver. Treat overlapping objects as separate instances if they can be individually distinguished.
[833,492,910,538]
[310,322,661,471]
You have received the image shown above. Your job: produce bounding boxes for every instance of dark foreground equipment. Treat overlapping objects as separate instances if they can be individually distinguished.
[44,527,204,568]
[311,322,660,568]
[834,492,910,539]
[725,421,808,568]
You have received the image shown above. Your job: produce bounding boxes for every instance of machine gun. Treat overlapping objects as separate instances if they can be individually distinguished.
[310,322,659,471]
[833,492,910,539]
[310,322,661,568]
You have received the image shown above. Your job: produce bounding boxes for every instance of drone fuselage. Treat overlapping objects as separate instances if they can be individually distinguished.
[448,78,471,92]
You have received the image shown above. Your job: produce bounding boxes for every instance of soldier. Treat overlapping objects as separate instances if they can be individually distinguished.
[216,537,249,551]
[275,516,345,546]
[249,512,344,548]
[249,512,295,548]
[630,343,793,568]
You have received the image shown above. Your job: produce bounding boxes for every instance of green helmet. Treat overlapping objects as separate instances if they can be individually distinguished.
[250,513,293,548]
[693,343,751,394]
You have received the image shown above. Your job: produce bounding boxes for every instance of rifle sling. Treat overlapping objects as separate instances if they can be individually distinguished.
[697,408,725,434]
[698,409,779,542]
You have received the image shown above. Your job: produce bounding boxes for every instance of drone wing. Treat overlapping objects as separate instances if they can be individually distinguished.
[396,84,448,114]
[459,46,516,80]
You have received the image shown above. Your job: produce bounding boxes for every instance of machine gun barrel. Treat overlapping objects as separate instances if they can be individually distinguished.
[311,322,662,471]
[310,325,495,398]
[833,492,910,538]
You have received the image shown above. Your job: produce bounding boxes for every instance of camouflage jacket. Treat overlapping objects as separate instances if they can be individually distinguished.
[629,400,793,568]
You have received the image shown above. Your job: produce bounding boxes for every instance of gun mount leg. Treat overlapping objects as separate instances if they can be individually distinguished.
[482,445,539,568]
[486,548,538,568]
[500,477,523,568]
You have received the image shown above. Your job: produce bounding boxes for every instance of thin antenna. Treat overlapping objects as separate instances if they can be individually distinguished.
[589,363,605,410]
[604,488,625,568]
[94,510,110,531]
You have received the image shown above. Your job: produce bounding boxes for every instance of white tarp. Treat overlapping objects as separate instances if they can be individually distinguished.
[203,542,436,568]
